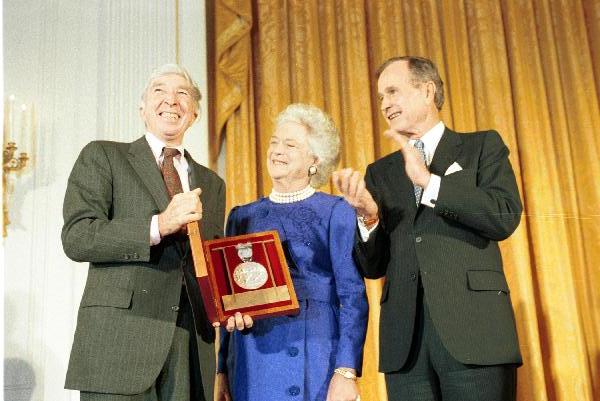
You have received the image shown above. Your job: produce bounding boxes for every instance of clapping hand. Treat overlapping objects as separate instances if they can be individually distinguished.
[332,169,378,221]
[383,129,431,188]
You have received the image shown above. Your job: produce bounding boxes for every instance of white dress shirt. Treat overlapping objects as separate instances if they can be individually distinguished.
[145,132,191,245]
[358,121,446,241]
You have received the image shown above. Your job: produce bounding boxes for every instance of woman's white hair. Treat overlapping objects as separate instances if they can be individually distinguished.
[275,103,341,188]
[141,64,201,110]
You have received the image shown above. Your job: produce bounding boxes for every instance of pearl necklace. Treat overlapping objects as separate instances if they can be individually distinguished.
[269,185,316,204]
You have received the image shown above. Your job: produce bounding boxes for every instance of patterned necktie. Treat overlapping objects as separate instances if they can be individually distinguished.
[161,147,183,198]
[413,139,427,205]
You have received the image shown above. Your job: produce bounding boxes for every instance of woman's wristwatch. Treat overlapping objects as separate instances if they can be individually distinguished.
[334,367,357,381]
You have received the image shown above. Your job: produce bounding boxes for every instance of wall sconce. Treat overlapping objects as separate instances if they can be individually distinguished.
[3,95,35,237]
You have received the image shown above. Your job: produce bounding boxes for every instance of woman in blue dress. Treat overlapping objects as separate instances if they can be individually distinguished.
[216,104,368,401]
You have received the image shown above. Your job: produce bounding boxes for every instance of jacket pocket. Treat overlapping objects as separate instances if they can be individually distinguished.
[80,285,133,308]
[467,270,509,294]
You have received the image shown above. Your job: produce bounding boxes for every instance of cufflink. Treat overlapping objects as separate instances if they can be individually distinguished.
[358,214,378,229]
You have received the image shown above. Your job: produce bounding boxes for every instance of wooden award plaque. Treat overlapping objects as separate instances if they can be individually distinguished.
[188,222,299,324]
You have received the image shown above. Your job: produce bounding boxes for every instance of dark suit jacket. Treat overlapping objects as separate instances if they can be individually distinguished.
[355,128,523,373]
[62,136,225,396]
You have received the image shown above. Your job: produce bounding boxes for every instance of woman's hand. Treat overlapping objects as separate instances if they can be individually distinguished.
[326,371,359,401]
[332,169,378,221]
[212,312,254,332]
[215,373,232,401]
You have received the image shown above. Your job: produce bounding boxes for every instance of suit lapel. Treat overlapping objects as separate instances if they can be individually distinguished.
[386,151,419,213]
[185,150,206,192]
[127,137,171,211]
[185,151,220,239]
[182,151,210,257]
[429,128,463,177]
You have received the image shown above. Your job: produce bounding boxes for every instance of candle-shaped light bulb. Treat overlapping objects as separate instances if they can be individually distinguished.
[3,100,9,146]
[20,104,27,153]
[8,95,16,143]
[29,105,36,161]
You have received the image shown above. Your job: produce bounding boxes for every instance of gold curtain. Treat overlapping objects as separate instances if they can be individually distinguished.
[210,1,600,400]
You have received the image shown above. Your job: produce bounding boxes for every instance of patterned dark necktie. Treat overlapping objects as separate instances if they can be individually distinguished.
[161,147,183,198]
[161,147,190,240]
[413,139,427,205]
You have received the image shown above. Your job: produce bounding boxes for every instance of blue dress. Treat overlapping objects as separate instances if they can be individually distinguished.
[218,192,368,401]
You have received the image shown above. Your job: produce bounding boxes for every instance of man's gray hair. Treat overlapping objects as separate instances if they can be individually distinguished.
[141,64,201,109]
[275,103,341,188]
[376,56,444,110]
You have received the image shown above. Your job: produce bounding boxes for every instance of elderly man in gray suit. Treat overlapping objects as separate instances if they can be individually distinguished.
[62,64,252,401]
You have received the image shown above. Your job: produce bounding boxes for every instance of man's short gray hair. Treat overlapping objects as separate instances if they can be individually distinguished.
[141,64,201,109]
[275,103,341,188]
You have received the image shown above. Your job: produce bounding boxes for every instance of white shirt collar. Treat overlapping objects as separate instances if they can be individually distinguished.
[409,121,445,164]
[144,132,186,164]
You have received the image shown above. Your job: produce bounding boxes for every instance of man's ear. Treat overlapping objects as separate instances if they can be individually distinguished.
[425,81,436,105]
[139,101,148,128]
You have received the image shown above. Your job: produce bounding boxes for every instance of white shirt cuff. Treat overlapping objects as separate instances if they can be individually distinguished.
[357,217,379,242]
[150,214,162,245]
[421,174,441,208]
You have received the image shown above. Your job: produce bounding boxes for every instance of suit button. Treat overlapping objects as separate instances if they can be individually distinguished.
[415,236,422,243]
[304,241,311,246]
[171,305,180,312]
[288,346,299,357]
[410,273,417,281]
[141,289,148,294]
[132,253,139,259]
[124,254,130,260]
[287,385,300,396]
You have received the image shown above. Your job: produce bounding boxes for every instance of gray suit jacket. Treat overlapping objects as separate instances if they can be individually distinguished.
[62,136,225,396]
[355,129,523,373]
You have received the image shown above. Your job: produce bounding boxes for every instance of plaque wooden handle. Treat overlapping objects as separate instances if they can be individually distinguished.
[187,220,220,323]
[187,221,207,278]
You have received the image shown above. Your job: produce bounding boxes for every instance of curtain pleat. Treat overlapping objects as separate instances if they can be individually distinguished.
[211,1,600,399]
[540,0,600,397]
[213,0,256,210]
[583,0,600,105]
